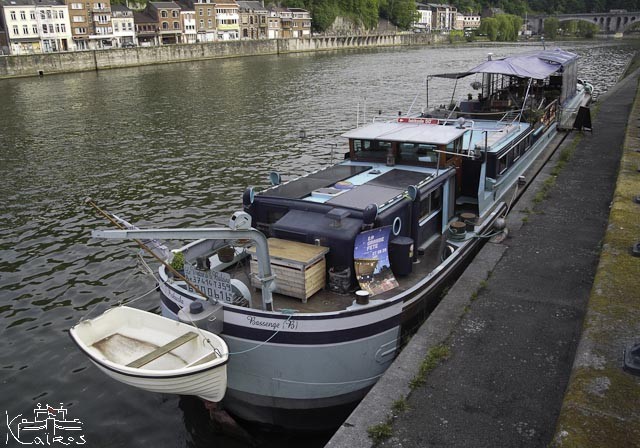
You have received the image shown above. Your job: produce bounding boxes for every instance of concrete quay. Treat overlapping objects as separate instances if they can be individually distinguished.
[327,69,640,447]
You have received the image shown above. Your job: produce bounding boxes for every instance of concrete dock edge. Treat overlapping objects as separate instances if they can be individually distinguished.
[551,74,640,447]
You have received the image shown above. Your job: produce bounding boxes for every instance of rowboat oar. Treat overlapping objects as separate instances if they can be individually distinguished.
[85,197,210,301]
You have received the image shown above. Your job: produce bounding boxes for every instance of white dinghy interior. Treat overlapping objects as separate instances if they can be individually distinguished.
[70,306,229,402]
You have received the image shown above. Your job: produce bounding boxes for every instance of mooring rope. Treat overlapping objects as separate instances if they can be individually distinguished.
[227,310,297,356]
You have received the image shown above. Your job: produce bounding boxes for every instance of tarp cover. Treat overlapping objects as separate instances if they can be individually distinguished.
[433,48,578,80]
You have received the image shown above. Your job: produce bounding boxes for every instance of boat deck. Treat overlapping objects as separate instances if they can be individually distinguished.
[214,234,448,314]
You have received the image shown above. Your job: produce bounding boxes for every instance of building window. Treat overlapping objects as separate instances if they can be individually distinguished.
[162,21,168,29]
[40,11,45,19]
[46,10,51,19]
[13,25,19,35]
[20,10,26,19]
[32,25,37,33]
[23,25,28,34]
[30,11,35,19]
[173,21,179,29]
[207,19,212,27]
[198,8,203,16]
[10,11,16,20]
[207,8,211,16]
[161,10,168,18]
[73,16,84,22]
[172,10,178,18]
[59,11,64,19]
[56,24,60,32]
[42,25,47,33]
[71,3,83,9]
[49,24,54,32]
[61,23,66,32]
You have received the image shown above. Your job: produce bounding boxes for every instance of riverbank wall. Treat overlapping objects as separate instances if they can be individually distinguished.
[0,33,439,80]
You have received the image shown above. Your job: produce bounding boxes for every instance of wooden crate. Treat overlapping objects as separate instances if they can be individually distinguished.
[248,238,329,303]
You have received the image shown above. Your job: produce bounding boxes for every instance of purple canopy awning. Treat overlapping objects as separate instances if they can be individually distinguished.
[433,48,578,80]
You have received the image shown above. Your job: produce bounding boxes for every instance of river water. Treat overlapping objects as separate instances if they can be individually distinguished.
[0,40,635,447]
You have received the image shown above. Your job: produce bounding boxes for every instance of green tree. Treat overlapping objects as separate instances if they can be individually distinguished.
[544,17,560,38]
[379,0,417,29]
[495,14,515,40]
[479,17,499,40]
[309,0,340,31]
[577,20,599,37]
[564,19,578,35]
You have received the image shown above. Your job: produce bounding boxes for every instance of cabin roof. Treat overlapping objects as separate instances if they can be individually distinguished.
[342,122,466,145]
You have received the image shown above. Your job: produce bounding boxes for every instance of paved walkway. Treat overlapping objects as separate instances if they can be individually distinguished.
[328,70,640,448]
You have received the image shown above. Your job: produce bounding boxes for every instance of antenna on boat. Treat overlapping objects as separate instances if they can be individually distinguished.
[426,76,430,111]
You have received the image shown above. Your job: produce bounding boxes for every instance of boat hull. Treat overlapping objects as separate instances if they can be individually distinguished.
[90,359,228,402]
[157,203,507,430]
[160,288,403,430]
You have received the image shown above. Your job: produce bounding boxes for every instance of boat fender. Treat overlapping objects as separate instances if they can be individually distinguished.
[493,218,506,231]
[441,244,456,261]
[243,187,255,206]
[230,279,252,307]
[362,204,378,229]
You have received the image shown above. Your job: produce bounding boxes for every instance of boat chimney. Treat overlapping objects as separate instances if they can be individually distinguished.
[327,208,350,228]
[487,53,493,61]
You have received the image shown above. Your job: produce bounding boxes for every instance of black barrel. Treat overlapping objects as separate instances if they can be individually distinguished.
[389,237,414,276]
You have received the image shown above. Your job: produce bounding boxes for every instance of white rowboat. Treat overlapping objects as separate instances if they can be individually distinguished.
[70,306,228,402]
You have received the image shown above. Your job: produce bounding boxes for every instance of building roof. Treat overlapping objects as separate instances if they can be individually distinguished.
[236,1,267,12]
[425,3,455,8]
[149,1,181,9]
[111,3,132,12]
[134,11,157,23]
[1,0,64,6]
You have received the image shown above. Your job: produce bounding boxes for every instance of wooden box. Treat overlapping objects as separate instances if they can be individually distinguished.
[248,238,329,303]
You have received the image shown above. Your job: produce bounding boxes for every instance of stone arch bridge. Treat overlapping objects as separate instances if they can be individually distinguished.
[527,11,640,34]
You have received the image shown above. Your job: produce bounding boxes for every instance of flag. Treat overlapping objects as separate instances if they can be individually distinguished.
[111,214,172,261]
[47,406,57,416]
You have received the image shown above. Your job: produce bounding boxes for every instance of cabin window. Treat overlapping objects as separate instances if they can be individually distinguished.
[378,141,392,154]
[419,187,442,223]
[513,143,521,162]
[498,153,508,175]
[398,143,438,163]
[353,139,388,160]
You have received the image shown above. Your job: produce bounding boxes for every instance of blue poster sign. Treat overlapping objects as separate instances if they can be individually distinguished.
[353,226,398,296]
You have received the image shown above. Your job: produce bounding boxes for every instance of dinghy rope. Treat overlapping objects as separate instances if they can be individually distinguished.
[226,309,297,356]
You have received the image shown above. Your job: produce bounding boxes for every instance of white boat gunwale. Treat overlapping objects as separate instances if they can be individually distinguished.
[69,307,229,379]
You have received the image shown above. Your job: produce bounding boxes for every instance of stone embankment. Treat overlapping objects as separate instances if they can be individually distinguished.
[0,33,439,80]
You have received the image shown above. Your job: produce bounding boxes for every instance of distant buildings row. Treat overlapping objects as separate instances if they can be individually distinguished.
[0,0,487,56]
[414,3,481,33]
[0,0,311,54]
